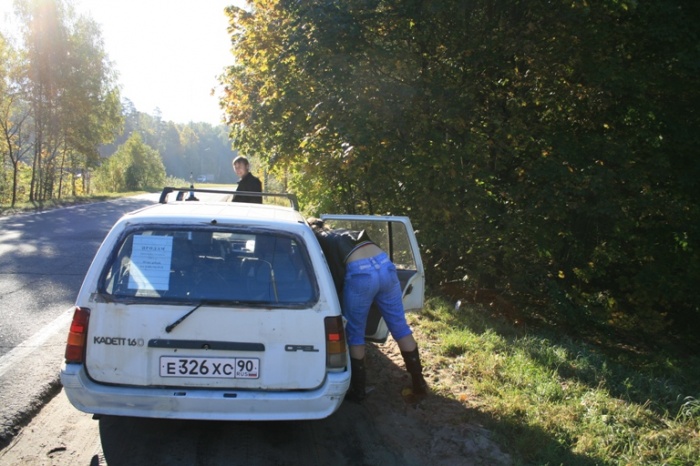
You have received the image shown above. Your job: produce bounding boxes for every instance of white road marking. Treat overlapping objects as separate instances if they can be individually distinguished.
[0,308,73,378]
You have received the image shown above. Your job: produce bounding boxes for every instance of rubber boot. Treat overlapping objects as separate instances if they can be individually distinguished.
[345,357,366,402]
[401,347,428,395]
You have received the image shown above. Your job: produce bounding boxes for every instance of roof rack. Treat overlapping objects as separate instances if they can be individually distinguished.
[158,187,299,211]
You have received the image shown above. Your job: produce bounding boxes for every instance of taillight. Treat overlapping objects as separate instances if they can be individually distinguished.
[324,316,347,369]
[64,306,90,363]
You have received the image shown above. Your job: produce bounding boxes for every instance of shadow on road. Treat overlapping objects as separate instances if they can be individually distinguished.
[98,399,414,466]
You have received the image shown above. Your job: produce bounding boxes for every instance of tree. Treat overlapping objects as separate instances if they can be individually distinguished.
[57,12,122,196]
[221,0,700,343]
[94,132,165,192]
[1,31,33,207]
[13,0,121,201]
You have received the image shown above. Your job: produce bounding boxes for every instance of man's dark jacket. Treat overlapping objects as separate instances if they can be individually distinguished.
[233,172,262,203]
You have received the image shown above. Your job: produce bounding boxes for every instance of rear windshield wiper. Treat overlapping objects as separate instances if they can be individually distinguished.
[165,300,226,333]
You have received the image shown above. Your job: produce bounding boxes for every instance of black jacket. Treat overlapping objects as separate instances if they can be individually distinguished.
[233,172,262,203]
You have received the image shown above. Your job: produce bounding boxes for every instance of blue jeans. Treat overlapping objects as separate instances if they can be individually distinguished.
[342,252,412,346]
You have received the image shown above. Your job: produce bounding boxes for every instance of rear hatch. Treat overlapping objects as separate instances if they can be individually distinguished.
[85,226,327,390]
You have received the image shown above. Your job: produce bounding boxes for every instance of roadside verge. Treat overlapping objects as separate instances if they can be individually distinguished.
[0,311,71,449]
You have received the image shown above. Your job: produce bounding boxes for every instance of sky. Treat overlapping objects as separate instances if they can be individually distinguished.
[1,0,247,125]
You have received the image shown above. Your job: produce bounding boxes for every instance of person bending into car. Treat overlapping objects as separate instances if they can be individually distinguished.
[307,217,428,402]
[231,155,262,203]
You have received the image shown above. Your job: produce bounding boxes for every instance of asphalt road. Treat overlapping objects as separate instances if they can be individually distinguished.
[0,194,159,445]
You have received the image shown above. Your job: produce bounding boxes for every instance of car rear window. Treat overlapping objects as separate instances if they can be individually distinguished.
[99,227,317,306]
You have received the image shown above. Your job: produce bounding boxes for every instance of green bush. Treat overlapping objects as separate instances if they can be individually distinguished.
[93,133,165,192]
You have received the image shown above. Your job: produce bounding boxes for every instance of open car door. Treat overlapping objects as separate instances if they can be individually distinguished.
[321,215,425,343]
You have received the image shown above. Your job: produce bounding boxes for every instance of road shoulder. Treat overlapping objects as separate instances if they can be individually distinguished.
[0,319,68,449]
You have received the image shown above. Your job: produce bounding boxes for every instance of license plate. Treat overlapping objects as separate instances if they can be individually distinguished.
[159,356,259,379]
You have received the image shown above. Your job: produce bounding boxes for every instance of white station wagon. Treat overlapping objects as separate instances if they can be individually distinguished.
[60,187,424,421]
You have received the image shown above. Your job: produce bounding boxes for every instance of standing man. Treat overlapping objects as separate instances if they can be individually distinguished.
[232,155,262,203]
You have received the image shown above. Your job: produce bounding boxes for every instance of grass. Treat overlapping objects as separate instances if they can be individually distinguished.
[410,297,700,465]
[0,174,195,217]
[0,191,146,217]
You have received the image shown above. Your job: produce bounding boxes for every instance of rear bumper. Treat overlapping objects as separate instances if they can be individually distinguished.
[60,363,350,421]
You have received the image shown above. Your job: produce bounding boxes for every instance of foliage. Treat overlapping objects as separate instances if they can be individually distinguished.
[0,28,32,206]
[413,297,700,465]
[100,101,240,184]
[2,0,122,204]
[93,133,164,192]
[2,0,238,205]
[220,0,700,344]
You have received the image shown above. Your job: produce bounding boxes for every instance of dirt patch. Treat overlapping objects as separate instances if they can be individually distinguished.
[363,336,512,466]
[0,392,100,465]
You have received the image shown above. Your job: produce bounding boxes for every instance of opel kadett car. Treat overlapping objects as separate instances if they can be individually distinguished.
[60,187,424,420]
